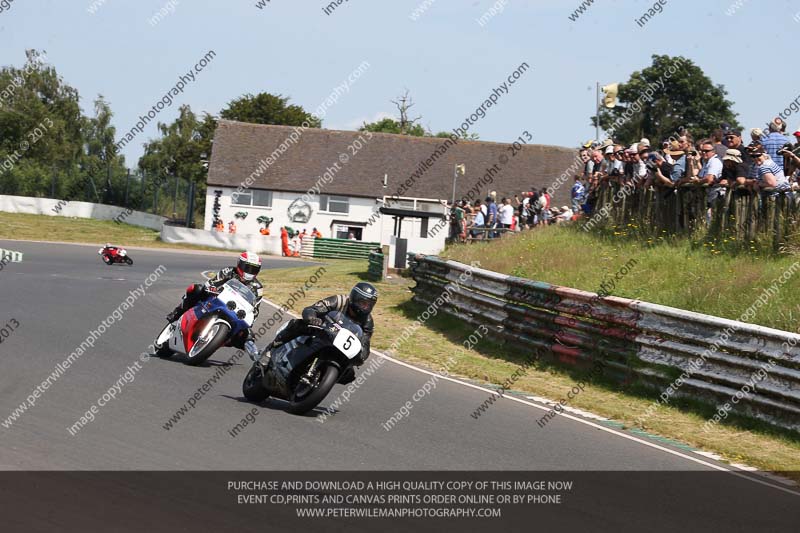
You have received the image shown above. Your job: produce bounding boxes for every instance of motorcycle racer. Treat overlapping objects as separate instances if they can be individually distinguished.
[262,282,377,383]
[166,251,264,350]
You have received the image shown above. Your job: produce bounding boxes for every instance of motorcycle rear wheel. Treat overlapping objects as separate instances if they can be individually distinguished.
[102,255,112,265]
[242,364,269,402]
[185,322,230,366]
[286,364,339,415]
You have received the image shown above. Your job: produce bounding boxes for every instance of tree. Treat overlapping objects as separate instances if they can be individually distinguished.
[594,55,741,145]
[362,90,480,139]
[360,90,427,136]
[138,105,215,220]
[361,117,427,136]
[0,50,85,197]
[83,96,127,204]
[220,93,321,127]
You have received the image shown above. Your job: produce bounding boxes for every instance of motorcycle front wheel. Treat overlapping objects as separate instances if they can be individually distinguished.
[286,364,339,415]
[125,257,133,265]
[242,364,269,402]
[185,322,230,366]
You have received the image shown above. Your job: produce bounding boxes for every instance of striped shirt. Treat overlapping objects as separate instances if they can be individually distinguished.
[757,160,790,191]
[761,132,789,171]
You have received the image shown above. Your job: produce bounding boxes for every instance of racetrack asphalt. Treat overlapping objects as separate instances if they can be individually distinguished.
[0,240,798,492]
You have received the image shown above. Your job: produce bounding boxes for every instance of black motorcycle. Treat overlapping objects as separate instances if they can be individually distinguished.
[242,312,364,414]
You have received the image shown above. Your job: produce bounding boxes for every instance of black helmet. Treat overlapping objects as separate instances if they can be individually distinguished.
[348,282,378,319]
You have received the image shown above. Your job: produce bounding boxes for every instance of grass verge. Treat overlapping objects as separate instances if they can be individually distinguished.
[265,258,800,481]
[0,212,227,252]
[442,224,800,331]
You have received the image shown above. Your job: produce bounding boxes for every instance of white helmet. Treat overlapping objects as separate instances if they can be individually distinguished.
[236,251,261,282]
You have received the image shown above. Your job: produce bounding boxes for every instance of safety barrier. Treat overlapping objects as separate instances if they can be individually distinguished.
[409,254,800,432]
[0,194,166,231]
[300,237,380,260]
[0,247,24,263]
[160,225,281,255]
[367,247,389,282]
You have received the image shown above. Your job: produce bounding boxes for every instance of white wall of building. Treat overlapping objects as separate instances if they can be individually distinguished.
[205,187,386,242]
[0,194,166,231]
[204,187,449,258]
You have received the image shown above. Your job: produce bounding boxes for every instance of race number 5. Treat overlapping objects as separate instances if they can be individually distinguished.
[333,329,362,359]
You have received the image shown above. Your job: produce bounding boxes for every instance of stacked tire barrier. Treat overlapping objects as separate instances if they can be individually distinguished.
[409,254,800,432]
[367,249,389,282]
[300,237,380,260]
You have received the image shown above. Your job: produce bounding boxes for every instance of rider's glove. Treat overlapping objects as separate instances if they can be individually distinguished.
[306,317,324,328]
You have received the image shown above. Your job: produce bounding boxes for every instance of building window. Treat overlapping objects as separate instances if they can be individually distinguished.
[232,189,272,208]
[253,190,273,207]
[320,195,349,214]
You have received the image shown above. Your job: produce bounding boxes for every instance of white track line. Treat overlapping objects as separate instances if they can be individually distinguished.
[261,299,800,498]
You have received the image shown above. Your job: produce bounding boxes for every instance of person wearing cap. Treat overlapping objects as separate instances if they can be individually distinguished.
[761,120,790,172]
[662,141,689,186]
[722,149,749,190]
[712,129,728,160]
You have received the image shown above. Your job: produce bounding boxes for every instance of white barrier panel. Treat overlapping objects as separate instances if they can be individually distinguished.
[0,248,23,263]
[0,195,167,231]
[160,225,282,255]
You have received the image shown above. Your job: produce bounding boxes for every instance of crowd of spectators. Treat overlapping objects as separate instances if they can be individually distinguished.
[447,117,800,243]
[578,117,799,212]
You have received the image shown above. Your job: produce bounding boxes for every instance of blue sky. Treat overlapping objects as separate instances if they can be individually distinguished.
[2,0,799,166]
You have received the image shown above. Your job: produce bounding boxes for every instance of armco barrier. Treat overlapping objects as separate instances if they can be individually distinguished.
[0,194,166,231]
[409,254,800,432]
[300,237,379,260]
[160,225,281,255]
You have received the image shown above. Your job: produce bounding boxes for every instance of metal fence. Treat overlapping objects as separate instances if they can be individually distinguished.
[409,254,800,432]
[590,182,800,252]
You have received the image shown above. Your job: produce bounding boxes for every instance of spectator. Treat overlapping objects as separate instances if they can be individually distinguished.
[780,128,800,184]
[761,120,790,171]
[542,188,553,225]
[712,128,728,160]
[722,149,749,190]
[471,199,486,240]
[698,139,725,207]
[635,144,650,183]
[608,145,625,179]
[590,149,607,179]
[498,197,515,234]
[571,175,586,212]
[485,196,498,238]
[724,129,754,179]
[663,141,688,185]
[228,220,237,234]
[751,149,791,195]
[555,205,573,223]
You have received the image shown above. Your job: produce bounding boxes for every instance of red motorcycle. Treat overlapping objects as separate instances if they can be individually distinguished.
[98,244,133,266]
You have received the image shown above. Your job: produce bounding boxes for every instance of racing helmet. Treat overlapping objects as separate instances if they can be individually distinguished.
[236,251,262,282]
[348,282,378,319]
